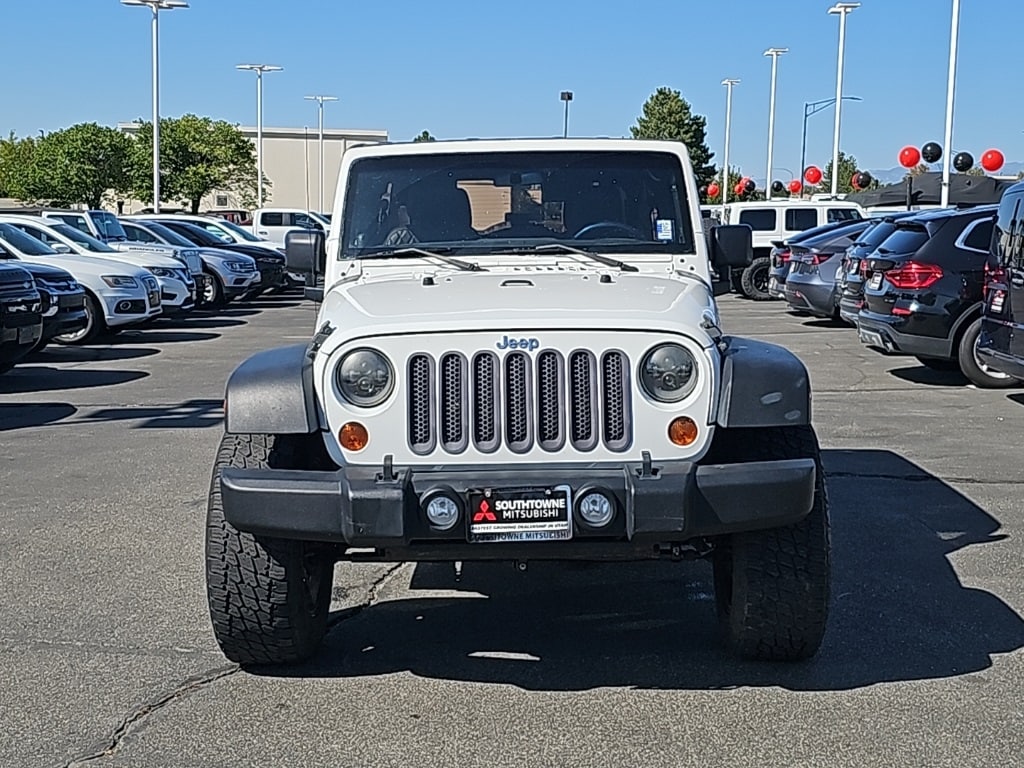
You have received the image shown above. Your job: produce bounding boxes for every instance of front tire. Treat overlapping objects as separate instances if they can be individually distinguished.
[53,293,103,345]
[958,317,1020,388]
[740,257,773,300]
[710,425,831,661]
[201,271,226,308]
[206,432,336,667]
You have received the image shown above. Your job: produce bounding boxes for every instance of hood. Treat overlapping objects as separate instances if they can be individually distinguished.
[320,270,717,346]
[0,262,32,284]
[216,243,285,262]
[17,261,75,281]
[74,246,182,269]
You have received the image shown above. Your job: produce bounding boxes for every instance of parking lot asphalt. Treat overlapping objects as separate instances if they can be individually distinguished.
[1,293,1022,768]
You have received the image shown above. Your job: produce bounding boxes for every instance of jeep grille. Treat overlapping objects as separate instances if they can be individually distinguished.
[407,349,631,455]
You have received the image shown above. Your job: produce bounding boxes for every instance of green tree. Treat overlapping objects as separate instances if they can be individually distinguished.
[129,115,261,212]
[630,87,716,188]
[412,130,436,142]
[0,133,41,201]
[904,163,930,182]
[965,165,986,177]
[27,123,134,208]
[820,151,874,195]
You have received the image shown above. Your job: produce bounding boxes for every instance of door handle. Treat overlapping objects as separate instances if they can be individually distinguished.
[1011,275,1024,287]
[258,230,268,235]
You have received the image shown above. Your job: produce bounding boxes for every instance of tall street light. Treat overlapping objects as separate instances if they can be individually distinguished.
[828,2,860,197]
[237,63,283,208]
[763,47,788,198]
[560,91,573,138]
[800,95,862,189]
[305,95,338,214]
[721,79,740,205]
[941,0,961,208]
[121,0,189,213]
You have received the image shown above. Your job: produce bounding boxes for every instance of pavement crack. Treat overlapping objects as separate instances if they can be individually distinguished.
[327,563,405,629]
[64,664,238,767]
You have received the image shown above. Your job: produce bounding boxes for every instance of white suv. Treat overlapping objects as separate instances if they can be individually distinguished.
[723,200,864,299]
[205,138,832,669]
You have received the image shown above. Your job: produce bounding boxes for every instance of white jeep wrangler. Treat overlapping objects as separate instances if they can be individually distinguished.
[207,139,830,667]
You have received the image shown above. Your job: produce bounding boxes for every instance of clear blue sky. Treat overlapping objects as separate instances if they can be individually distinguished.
[3,0,1021,176]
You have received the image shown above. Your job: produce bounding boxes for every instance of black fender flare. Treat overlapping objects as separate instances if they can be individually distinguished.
[224,344,319,435]
[715,336,811,428]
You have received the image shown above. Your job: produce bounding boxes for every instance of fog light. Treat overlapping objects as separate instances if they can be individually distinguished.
[668,416,698,446]
[425,495,460,531]
[578,492,614,527]
[339,422,369,451]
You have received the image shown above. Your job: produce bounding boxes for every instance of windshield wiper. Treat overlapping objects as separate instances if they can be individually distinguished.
[363,246,484,272]
[524,242,640,272]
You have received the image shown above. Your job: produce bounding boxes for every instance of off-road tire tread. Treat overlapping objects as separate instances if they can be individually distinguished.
[206,432,334,666]
[711,425,831,661]
[740,256,772,301]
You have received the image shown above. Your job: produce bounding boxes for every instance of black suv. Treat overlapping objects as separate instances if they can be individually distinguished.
[856,206,1007,385]
[977,181,1024,384]
[0,263,43,374]
[837,212,918,326]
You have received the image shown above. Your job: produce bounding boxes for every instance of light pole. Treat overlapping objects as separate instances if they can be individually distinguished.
[764,47,788,198]
[828,2,859,197]
[560,91,573,138]
[721,79,740,205]
[799,96,862,191]
[121,0,189,213]
[941,0,961,208]
[301,97,337,217]
[237,63,283,208]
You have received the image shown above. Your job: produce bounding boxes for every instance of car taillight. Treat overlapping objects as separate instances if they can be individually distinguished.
[859,259,869,277]
[884,261,943,290]
[983,262,1006,299]
[810,253,829,266]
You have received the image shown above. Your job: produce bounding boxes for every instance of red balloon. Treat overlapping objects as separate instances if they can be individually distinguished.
[851,173,861,190]
[982,149,1005,172]
[734,182,745,195]
[899,145,921,169]
[788,179,802,194]
[804,166,823,185]
[707,182,720,198]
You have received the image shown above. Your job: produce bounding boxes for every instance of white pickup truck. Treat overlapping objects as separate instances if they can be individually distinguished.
[251,208,329,248]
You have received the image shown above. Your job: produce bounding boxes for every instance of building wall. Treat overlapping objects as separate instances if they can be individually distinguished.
[116,123,388,214]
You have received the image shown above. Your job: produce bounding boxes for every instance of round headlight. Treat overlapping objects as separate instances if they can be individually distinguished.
[337,349,394,407]
[640,344,698,402]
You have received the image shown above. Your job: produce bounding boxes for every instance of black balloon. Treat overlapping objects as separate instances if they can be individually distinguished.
[699,185,708,196]
[953,151,974,173]
[771,180,784,193]
[744,179,756,193]
[854,171,873,189]
[922,142,942,164]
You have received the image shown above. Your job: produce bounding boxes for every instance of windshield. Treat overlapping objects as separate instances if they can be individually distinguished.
[341,150,695,258]
[160,221,225,247]
[92,211,128,241]
[0,222,59,256]
[215,218,263,242]
[143,221,195,248]
[51,223,118,252]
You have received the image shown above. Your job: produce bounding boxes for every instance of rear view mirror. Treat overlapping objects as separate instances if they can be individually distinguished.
[710,224,753,269]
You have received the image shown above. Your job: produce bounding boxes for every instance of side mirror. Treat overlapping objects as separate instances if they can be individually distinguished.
[286,230,326,303]
[52,243,72,254]
[710,224,753,269]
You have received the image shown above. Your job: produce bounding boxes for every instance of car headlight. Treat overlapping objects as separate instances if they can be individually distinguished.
[147,267,176,278]
[639,344,698,402]
[225,260,254,273]
[101,275,139,288]
[336,349,394,407]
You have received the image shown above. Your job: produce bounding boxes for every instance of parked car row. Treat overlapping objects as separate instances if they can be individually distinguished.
[757,183,1024,389]
[0,209,292,375]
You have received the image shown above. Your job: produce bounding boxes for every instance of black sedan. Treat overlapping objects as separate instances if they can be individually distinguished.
[767,220,868,300]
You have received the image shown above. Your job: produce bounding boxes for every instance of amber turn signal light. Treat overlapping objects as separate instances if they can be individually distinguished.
[339,422,369,451]
[668,416,698,446]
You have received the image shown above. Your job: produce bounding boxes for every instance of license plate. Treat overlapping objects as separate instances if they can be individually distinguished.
[868,272,883,290]
[467,486,572,543]
[18,325,39,343]
[859,328,884,348]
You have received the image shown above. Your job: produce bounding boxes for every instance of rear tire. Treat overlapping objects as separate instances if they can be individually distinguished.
[710,425,831,661]
[740,257,772,300]
[206,432,336,667]
[959,317,1020,388]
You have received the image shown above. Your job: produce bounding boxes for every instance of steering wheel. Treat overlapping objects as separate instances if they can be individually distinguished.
[573,221,645,240]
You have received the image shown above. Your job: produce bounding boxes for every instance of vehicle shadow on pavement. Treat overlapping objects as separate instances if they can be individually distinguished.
[0,403,77,430]
[269,449,1024,692]
[888,365,971,387]
[103,330,221,345]
[155,316,249,330]
[74,398,223,429]
[27,345,160,364]
[0,367,148,394]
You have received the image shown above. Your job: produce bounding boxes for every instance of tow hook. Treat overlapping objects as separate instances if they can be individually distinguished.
[514,560,528,573]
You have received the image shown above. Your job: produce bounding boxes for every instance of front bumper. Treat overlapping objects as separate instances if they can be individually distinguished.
[156,275,196,312]
[857,310,952,358]
[41,291,88,340]
[219,458,817,558]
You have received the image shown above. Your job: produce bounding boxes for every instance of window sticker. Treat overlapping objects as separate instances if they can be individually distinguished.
[656,219,674,241]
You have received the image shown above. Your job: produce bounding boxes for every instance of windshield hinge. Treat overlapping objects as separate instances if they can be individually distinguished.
[307,321,335,359]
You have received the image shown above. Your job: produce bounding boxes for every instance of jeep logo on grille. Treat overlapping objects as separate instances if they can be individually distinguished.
[496,335,540,351]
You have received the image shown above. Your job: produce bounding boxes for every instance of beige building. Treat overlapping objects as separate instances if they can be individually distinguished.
[116,123,388,214]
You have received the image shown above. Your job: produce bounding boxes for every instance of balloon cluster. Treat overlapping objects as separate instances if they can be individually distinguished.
[899,143,1005,173]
